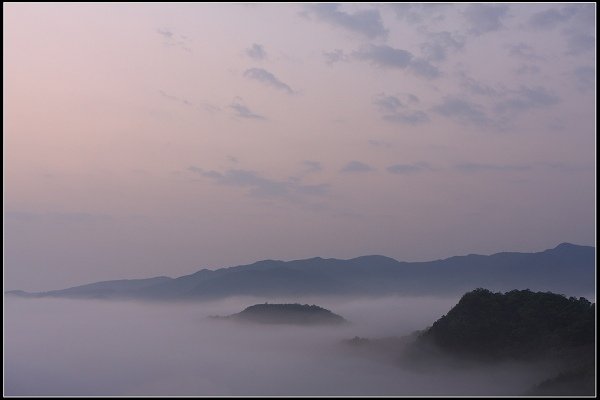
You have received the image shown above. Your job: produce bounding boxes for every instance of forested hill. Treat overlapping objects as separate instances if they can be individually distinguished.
[219,303,347,325]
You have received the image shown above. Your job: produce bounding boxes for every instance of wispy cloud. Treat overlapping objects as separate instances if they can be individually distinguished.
[459,73,500,97]
[302,160,323,173]
[353,45,440,79]
[5,211,112,224]
[340,161,374,173]
[230,100,266,120]
[246,43,267,60]
[353,44,413,69]
[420,31,465,62]
[156,28,191,52]
[158,90,193,106]
[188,167,330,200]
[368,139,393,148]
[514,64,541,76]
[495,86,560,114]
[306,4,388,39]
[565,31,595,55]
[455,163,532,173]
[432,97,491,126]
[407,58,441,79]
[323,49,348,65]
[526,5,595,55]
[389,4,450,24]
[387,162,432,174]
[527,7,577,30]
[373,95,402,114]
[463,4,509,36]
[156,28,174,39]
[573,66,595,92]
[374,94,429,125]
[243,68,294,94]
[506,43,543,60]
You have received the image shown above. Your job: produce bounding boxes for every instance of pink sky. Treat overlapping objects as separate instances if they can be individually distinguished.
[4,3,595,291]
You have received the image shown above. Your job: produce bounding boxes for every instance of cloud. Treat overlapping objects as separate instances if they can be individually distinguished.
[5,211,112,224]
[524,6,594,55]
[528,7,577,30]
[353,45,413,69]
[295,183,330,196]
[420,31,465,62]
[243,68,294,94]
[156,28,191,52]
[383,111,430,125]
[302,161,323,173]
[158,90,193,106]
[432,97,491,126]
[306,4,387,39]
[389,4,450,24]
[323,49,348,65]
[353,45,440,79]
[246,43,267,60]
[573,66,595,92]
[495,86,560,114]
[340,161,374,173]
[373,95,402,114]
[455,163,532,173]
[373,94,429,125]
[230,100,266,120]
[459,74,500,97]
[514,64,541,76]
[565,32,595,55]
[156,28,174,39]
[368,139,392,149]
[407,58,441,79]
[464,4,509,36]
[506,43,543,60]
[387,162,432,174]
[188,167,330,199]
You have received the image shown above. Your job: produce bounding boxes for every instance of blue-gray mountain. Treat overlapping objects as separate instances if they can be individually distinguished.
[7,243,595,300]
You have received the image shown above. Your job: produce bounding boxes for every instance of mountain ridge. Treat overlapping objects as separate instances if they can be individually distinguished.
[7,243,595,300]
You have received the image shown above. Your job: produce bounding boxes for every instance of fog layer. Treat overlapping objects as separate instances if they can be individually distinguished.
[5,296,551,396]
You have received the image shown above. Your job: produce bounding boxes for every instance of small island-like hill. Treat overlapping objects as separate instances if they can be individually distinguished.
[214,303,348,326]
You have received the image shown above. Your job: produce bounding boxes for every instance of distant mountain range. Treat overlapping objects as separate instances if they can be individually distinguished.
[6,243,595,301]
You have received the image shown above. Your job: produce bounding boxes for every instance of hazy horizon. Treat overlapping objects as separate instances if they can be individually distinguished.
[4,295,558,396]
[4,4,596,290]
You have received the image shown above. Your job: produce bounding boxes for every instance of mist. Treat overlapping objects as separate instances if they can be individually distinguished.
[5,295,553,396]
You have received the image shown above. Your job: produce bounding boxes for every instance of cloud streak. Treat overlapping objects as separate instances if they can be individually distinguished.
[387,163,432,174]
[455,163,532,173]
[464,4,509,36]
[246,43,267,60]
[495,86,560,114]
[244,68,294,94]
[374,94,429,125]
[188,167,330,200]
[432,97,491,126]
[307,4,387,39]
[353,45,440,79]
[230,100,266,120]
[340,161,374,173]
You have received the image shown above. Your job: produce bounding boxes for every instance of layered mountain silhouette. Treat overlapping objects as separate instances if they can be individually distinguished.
[7,243,595,300]
[213,303,347,325]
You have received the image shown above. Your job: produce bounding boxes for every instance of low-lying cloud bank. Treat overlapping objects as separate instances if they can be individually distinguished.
[4,294,573,396]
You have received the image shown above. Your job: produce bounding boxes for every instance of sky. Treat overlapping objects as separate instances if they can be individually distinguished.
[4,3,596,291]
